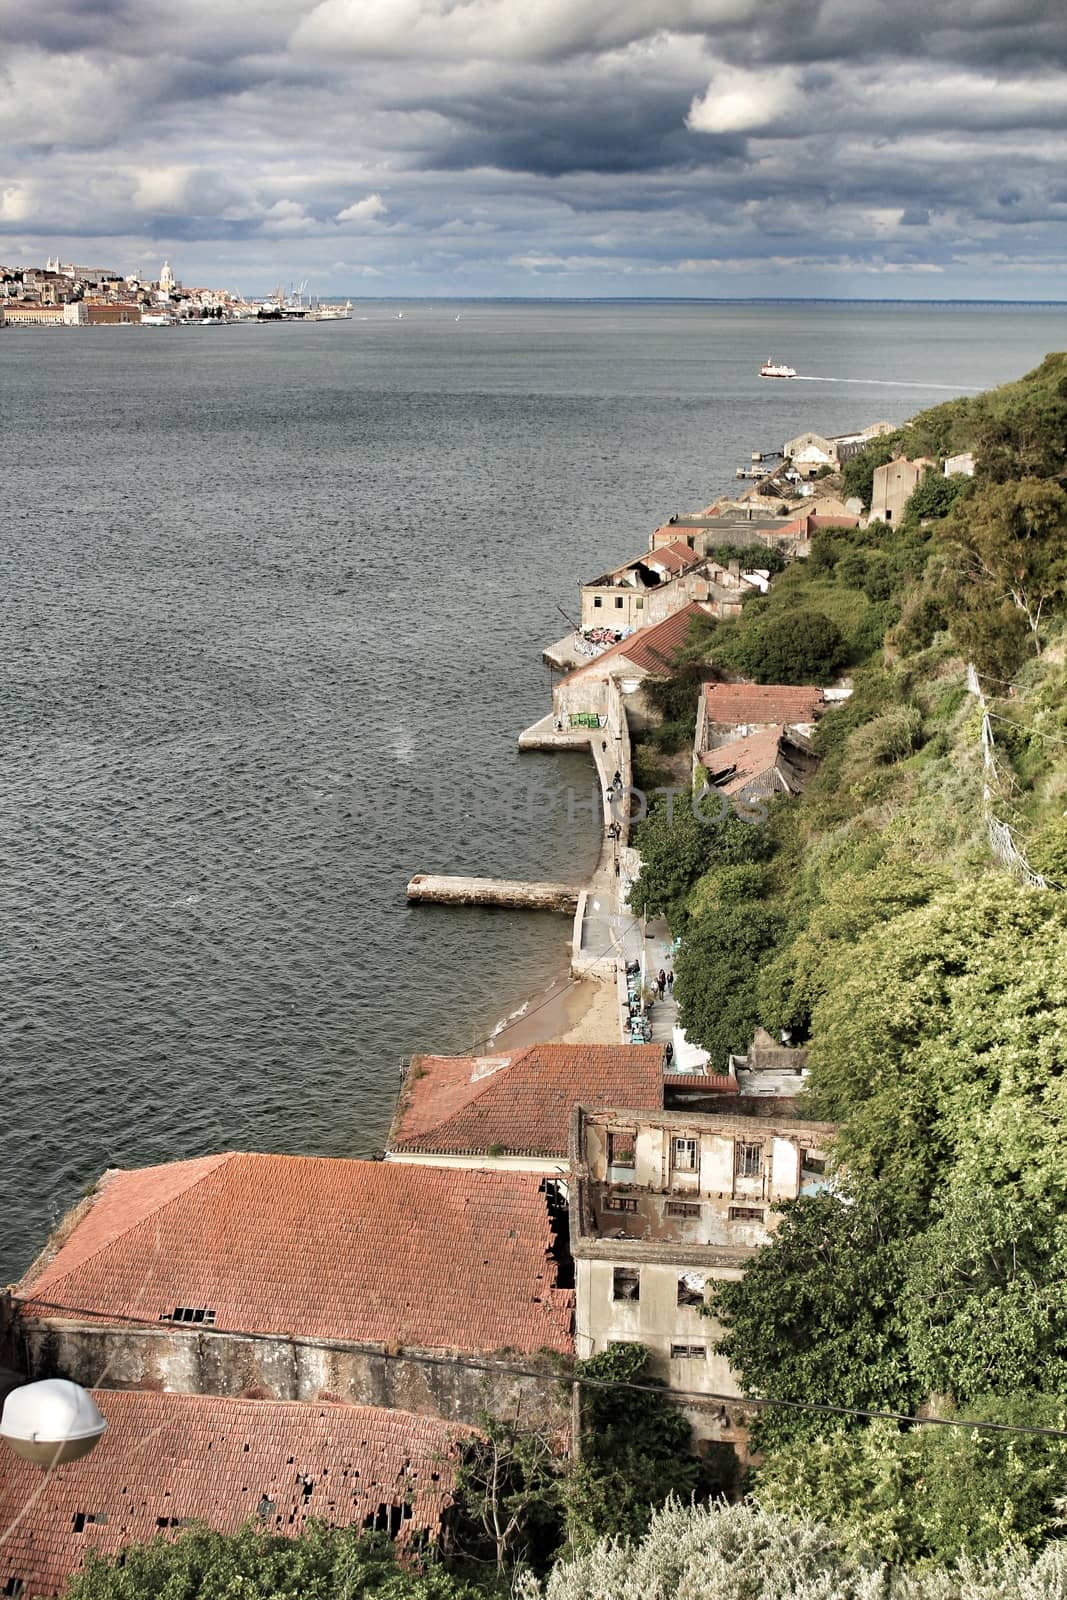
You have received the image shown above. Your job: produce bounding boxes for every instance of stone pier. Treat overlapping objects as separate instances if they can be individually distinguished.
[406,874,581,913]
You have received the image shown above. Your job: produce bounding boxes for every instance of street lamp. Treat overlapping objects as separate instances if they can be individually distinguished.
[1,1380,107,1468]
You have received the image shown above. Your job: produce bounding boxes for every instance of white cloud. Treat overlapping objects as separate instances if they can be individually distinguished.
[336,192,387,223]
[0,184,33,222]
[687,63,800,134]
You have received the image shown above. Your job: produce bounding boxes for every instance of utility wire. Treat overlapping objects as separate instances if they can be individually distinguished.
[16,1293,1067,1442]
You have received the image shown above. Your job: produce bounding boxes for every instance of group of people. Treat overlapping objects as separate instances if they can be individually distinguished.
[655,967,675,999]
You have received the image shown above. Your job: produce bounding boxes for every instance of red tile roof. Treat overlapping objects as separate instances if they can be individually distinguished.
[643,542,699,575]
[390,1043,665,1158]
[664,1072,739,1094]
[0,1390,474,1597]
[702,681,825,727]
[17,1155,574,1355]
[699,726,791,795]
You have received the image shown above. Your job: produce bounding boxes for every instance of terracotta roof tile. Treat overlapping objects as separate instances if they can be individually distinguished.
[663,1072,739,1093]
[390,1043,665,1157]
[702,681,825,727]
[699,726,790,794]
[17,1156,574,1355]
[0,1390,474,1597]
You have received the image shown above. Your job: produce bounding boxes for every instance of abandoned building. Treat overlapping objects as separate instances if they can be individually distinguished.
[568,1106,834,1444]
[386,1042,751,1170]
[0,1389,474,1598]
[697,725,820,806]
[553,601,711,731]
[9,1153,574,1429]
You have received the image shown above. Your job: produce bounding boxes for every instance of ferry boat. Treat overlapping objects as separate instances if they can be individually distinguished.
[760,359,797,379]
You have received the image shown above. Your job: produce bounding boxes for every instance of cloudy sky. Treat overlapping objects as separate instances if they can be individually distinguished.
[2,0,1066,297]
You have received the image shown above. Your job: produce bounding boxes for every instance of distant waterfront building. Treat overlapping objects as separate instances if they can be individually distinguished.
[1,303,65,325]
[159,259,176,294]
[0,1390,474,1597]
[943,450,976,478]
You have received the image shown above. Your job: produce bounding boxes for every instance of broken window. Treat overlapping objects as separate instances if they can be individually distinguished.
[728,1204,765,1221]
[160,1307,216,1325]
[608,1131,635,1168]
[666,1201,701,1218]
[4,1579,25,1598]
[612,1266,640,1301]
[672,1137,698,1172]
[604,1196,638,1213]
[803,1156,827,1175]
[735,1141,763,1179]
[670,1343,706,1361]
[677,1272,706,1307]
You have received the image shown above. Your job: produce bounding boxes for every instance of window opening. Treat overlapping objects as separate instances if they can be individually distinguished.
[160,1307,216,1325]
[677,1272,706,1307]
[672,1137,698,1172]
[671,1343,706,1360]
[666,1201,701,1218]
[612,1267,640,1302]
[608,1131,635,1168]
[729,1204,765,1221]
[735,1142,763,1179]
[604,1196,638,1213]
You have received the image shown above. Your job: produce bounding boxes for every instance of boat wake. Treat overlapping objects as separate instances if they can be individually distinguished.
[790,374,981,391]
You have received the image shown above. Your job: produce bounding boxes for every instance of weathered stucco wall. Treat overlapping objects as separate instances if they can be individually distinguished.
[18,1323,571,1433]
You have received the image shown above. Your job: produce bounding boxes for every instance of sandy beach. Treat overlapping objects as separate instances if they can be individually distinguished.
[490,972,620,1052]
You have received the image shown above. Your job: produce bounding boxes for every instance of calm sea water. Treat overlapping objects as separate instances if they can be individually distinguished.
[2,299,1064,1279]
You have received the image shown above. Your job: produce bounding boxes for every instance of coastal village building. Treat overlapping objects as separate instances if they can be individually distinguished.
[729,1027,810,1101]
[869,456,935,523]
[0,1390,474,1598]
[781,421,894,477]
[386,1042,745,1173]
[568,1105,834,1446]
[580,542,703,631]
[695,681,826,756]
[553,601,710,730]
[697,726,819,807]
[943,450,976,478]
[10,1153,574,1429]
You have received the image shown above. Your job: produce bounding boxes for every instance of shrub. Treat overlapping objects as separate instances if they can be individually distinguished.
[844,706,923,770]
[730,609,848,685]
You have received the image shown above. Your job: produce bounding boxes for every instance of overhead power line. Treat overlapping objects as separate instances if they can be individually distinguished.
[16,1293,1067,1442]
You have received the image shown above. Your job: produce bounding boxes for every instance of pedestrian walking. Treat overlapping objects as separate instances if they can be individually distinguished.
[667,970,674,994]
[657,968,666,998]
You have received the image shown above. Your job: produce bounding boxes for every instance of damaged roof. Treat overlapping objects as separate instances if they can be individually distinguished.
[0,1390,474,1598]
[16,1154,574,1355]
[702,681,826,727]
[389,1042,666,1158]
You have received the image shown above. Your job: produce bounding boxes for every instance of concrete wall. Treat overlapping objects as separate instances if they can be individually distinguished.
[870,458,926,524]
[575,1257,746,1438]
[18,1322,571,1434]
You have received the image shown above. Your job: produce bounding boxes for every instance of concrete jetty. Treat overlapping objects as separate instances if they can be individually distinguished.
[406,874,581,913]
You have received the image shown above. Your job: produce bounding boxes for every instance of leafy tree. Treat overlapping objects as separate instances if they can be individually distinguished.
[728,609,848,684]
[903,1179,1067,1403]
[903,468,968,526]
[754,1399,1067,1566]
[452,1412,564,1575]
[712,1191,918,1449]
[674,901,785,1064]
[947,478,1067,653]
[629,802,769,925]
[565,1344,698,1550]
[805,880,1067,1214]
[64,1522,488,1600]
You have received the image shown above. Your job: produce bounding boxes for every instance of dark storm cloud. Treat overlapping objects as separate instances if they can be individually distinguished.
[1,0,1066,295]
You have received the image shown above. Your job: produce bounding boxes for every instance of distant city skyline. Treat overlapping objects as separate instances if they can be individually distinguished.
[3,0,1066,300]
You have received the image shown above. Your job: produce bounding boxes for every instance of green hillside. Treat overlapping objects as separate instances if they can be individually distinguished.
[630,352,1067,1563]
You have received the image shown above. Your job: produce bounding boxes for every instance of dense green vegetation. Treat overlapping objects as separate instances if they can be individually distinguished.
[626,352,1067,1563]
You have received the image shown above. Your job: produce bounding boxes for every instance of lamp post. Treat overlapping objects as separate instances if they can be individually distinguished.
[1,1380,107,1468]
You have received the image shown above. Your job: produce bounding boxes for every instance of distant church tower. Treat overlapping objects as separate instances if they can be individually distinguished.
[159,260,175,294]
